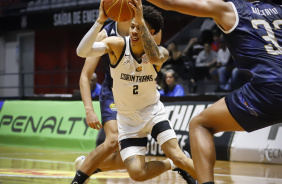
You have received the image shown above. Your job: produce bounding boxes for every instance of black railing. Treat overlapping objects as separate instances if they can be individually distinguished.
[0,68,250,99]
[0,70,234,100]
[0,70,82,98]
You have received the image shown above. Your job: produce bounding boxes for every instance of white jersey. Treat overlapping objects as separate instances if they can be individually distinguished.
[110,36,160,114]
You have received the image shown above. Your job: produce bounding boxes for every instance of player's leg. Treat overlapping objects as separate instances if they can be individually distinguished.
[79,119,119,175]
[71,119,119,184]
[147,101,197,182]
[121,133,194,182]
[123,154,172,181]
[189,97,244,183]
[161,138,197,179]
[97,149,124,171]
[118,116,173,181]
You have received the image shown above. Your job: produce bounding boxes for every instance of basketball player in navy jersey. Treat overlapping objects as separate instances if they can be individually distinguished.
[147,0,282,183]
[73,6,163,184]
[74,0,197,183]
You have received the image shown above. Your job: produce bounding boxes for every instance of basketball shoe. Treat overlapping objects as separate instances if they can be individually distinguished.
[173,150,198,184]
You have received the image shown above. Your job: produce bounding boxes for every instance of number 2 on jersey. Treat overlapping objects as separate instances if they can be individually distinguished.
[251,19,282,55]
[133,85,138,94]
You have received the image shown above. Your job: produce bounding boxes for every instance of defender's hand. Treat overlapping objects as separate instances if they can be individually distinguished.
[86,110,102,130]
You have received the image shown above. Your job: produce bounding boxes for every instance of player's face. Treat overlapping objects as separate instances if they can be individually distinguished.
[130,19,141,45]
[129,18,153,46]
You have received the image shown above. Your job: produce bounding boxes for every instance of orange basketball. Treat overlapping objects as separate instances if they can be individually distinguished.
[103,0,135,22]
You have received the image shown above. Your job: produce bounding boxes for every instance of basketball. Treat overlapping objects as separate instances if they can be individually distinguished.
[103,0,135,22]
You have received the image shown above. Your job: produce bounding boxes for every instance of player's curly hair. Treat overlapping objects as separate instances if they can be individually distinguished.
[143,5,163,35]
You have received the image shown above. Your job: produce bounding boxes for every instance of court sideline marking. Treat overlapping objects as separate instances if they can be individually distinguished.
[1,157,282,182]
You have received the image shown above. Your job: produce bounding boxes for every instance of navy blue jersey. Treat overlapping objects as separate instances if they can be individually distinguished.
[104,21,120,37]
[223,0,282,84]
[99,21,120,124]
[100,21,119,88]
[223,0,282,132]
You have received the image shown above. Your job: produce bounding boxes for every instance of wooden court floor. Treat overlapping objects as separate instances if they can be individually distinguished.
[0,146,281,184]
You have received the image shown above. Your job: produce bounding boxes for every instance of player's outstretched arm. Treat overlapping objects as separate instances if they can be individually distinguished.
[79,30,107,130]
[147,0,220,17]
[76,0,110,58]
[147,0,235,31]
[80,57,102,130]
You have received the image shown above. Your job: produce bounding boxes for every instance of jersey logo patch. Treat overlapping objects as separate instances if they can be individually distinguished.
[110,29,116,36]
[123,60,130,68]
[136,66,142,72]
[142,54,149,64]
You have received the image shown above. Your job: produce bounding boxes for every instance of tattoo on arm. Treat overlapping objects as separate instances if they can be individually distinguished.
[140,25,159,58]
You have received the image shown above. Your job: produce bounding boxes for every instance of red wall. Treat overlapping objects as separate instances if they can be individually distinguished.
[33,14,192,95]
[34,28,85,94]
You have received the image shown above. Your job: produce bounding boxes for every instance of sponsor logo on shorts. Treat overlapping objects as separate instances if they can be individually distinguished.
[109,103,117,111]
[153,110,159,116]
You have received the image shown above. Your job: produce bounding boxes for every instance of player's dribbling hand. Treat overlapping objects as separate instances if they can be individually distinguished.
[97,0,108,24]
[129,0,144,24]
[86,110,102,130]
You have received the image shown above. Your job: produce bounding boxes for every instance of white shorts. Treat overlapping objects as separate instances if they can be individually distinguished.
[117,100,177,161]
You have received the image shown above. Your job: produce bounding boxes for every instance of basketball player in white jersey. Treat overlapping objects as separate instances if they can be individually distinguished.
[73,7,162,184]
[75,0,197,183]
